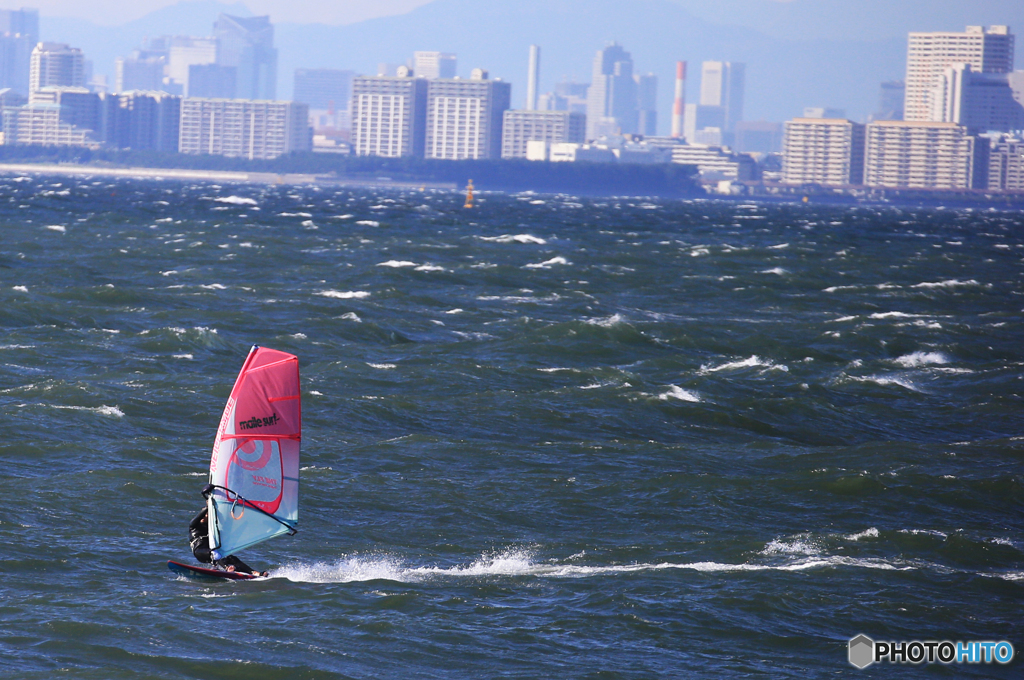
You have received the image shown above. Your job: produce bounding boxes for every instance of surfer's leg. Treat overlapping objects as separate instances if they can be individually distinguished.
[216,554,258,574]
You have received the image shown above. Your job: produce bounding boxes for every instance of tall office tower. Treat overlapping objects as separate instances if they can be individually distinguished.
[214,14,277,100]
[0,8,37,96]
[864,121,986,189]
[930,63,1024,131]
[111,91,181,151]
[187,64,236,98]
[501,109,585,158]
[782,118,866,186]
[876,81,905,121]
[167,37,218,94]
[351,70,428,157]
[293,69,355,111]
[905,25,1014,121]
[526,45,540,110]
[671,61,686,138]
[115,50,166,93]
[586,42,638,138]
[178,98,310,159]
[700,60,744,135]
[635,73,657,136]
[426,68,511,160]
[414,51,456,80]
[29,43,85,92]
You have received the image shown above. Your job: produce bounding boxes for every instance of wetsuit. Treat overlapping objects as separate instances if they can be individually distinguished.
[188,506,259,574]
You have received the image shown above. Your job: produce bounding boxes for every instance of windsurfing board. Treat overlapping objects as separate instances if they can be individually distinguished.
[167,559,262,581]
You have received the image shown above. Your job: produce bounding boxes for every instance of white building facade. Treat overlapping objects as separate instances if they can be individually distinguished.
[29,42,84,93]
[904,25,1014,122]
[350,73,428,158]
[178,98,309,159]
[501,110,585,159]
[782,118,866,186]
[426,70,510,160]
[863,120,985,189]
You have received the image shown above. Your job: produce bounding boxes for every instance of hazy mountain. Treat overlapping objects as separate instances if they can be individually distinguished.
[669,0,1024,42]
[38,0,1022,130]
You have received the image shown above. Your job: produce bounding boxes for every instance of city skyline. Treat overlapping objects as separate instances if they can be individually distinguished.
[16,0,1023,130]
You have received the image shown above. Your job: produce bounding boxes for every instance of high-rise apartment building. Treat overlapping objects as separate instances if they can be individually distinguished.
[178,98,309,159]
[904,25,1014,122]
[700,61,744,134]
[930,64,1024,132]
[863,120,986,189]
[501,110,585,159]
[351,71,428,158]
[214,14,277,100]
[0,8,38,96]
[293,69,355,111]
[115,50,166,93]
[586,43,637,139]
[426,69,510,160]
[413,51,456,80]
[988,136,1024,191]
[111,91,181,151]
[876,81,905,121]
[782,118,866,186]
[30,43,85,92]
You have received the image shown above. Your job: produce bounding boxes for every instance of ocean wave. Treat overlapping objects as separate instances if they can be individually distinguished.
[478,234,547,244]
[893,351,949,368]
[48,404,125,418]
[270,547,915,584]
[524,256,571,269]
[911,279,982,289]
[377,260,417,268]
[318,290,371,299]
[700,355,788,374]
[356,220,380,227]
[657,385,700,402]
[213,195,257,206]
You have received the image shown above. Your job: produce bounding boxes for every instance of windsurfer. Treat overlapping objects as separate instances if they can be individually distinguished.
[189,497,267,577]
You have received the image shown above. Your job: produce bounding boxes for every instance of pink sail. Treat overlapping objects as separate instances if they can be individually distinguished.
[206,346,301,559]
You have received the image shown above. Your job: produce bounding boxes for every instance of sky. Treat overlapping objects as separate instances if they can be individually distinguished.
[6,0,433,24]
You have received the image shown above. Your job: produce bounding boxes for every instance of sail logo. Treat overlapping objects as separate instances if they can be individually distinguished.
[239,412,280,431]
[252,475,279,490]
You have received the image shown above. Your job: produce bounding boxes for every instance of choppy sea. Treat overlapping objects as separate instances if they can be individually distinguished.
[0,175,1021,678]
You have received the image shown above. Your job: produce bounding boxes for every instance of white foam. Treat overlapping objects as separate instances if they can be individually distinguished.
[49,404,125,418]
[658,385,700,402]
[45,225,66,233]
[214,196,257,206]
[911,279,981,289]
[701,355,787,374]
[846,528,880,541]
[270,548,912,584]
[768,243,790,249]
[414,264,445,272]
[173,354,193,360]
[524,256,570,269]
[869,312,924,319]
[377,260,417,268]
[760,267,788,275]
[367,363,396,369]
[894,351,949,368]
[340,312,361,322]
[479,234,547,244]
[318,290,371,299]
[586,314,626,328]
[847,374,920,391]
[356,220,380,227]
[12,285,28,293]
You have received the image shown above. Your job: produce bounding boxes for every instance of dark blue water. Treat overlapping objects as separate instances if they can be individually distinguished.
[0,175,1021,678]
